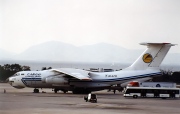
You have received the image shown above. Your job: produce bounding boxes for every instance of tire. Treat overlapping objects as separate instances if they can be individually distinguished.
[133,95,138,99]
[34,88,39,93]
[162,97,167,99]
[63,90,68,93]
[54,89,58,93]
[156,84,161,87]
[84,96,88,101]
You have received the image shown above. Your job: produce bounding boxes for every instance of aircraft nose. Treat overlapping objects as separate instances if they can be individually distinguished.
[8,77,14,86]
[6,77,9,82]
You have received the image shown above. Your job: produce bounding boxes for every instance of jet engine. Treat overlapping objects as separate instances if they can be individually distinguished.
[45,77,68,85]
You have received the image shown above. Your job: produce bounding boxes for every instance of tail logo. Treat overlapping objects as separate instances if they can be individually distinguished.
[143,53,153,63]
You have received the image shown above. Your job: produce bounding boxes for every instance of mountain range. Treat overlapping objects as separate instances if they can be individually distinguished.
[0,41,180,65]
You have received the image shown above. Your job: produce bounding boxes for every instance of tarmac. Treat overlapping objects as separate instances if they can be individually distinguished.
[0,83,180,114]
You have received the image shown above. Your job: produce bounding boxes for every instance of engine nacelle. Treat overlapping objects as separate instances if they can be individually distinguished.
[45,77,68,85]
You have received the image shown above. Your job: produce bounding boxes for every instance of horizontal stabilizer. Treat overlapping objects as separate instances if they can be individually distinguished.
[140,42,176,46]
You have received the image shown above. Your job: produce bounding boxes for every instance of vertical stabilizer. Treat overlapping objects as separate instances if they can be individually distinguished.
[126,43,175,70]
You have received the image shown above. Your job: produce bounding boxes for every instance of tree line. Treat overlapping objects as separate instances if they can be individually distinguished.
[0,64,30,82]
[152,70,180,84]
[0,64,52,82]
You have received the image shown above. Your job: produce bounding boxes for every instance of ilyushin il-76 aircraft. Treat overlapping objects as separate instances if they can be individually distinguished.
[8,43,175,94]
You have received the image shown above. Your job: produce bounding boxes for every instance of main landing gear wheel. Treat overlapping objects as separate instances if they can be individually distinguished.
[54,89,58,93]
[72,89,91,94]
[62,90,68,93]
[33,88,39,93]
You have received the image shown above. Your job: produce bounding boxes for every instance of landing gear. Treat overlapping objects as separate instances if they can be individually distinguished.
[62,90,68,93]
[54,89,58,93]
[53,88,68,93]
[72,89,91,94]
[33,88,39,93]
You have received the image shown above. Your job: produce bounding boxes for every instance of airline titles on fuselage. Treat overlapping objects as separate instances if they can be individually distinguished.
[105,75,117,77]
[25,73,41,77]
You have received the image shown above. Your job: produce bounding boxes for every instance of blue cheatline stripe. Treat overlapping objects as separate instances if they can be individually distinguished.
[70,72,162,82]
[22,78,42,81]
[21,79,28,86]
[21,78,42,87]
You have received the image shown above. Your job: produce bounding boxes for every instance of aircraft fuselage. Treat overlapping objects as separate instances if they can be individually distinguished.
[9,68,161,90]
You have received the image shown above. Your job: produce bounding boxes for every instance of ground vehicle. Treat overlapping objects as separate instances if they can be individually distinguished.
[124,87,180,99]
[139,82,176,88]
[127,81,176,88]
[84,94,97,103]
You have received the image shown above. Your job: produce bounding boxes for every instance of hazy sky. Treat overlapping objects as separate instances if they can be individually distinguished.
[1,0,180,53]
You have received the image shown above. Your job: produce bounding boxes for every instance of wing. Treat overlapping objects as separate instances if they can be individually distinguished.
[50,68,92,81]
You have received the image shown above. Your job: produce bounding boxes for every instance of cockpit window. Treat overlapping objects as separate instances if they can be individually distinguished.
[21,73,24,75]
[14,73,20,76]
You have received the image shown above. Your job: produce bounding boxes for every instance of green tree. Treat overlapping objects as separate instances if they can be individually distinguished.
[0,64,31,82]
[21,66,31,71]
[47,67,52,69]
[41,67,47,70]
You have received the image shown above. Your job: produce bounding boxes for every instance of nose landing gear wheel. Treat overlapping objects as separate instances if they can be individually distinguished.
[33,88,39,93]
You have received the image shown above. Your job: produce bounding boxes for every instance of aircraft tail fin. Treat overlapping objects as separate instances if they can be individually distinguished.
[126,43,176,70]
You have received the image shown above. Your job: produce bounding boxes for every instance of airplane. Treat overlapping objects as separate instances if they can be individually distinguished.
[8,42,175,94]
